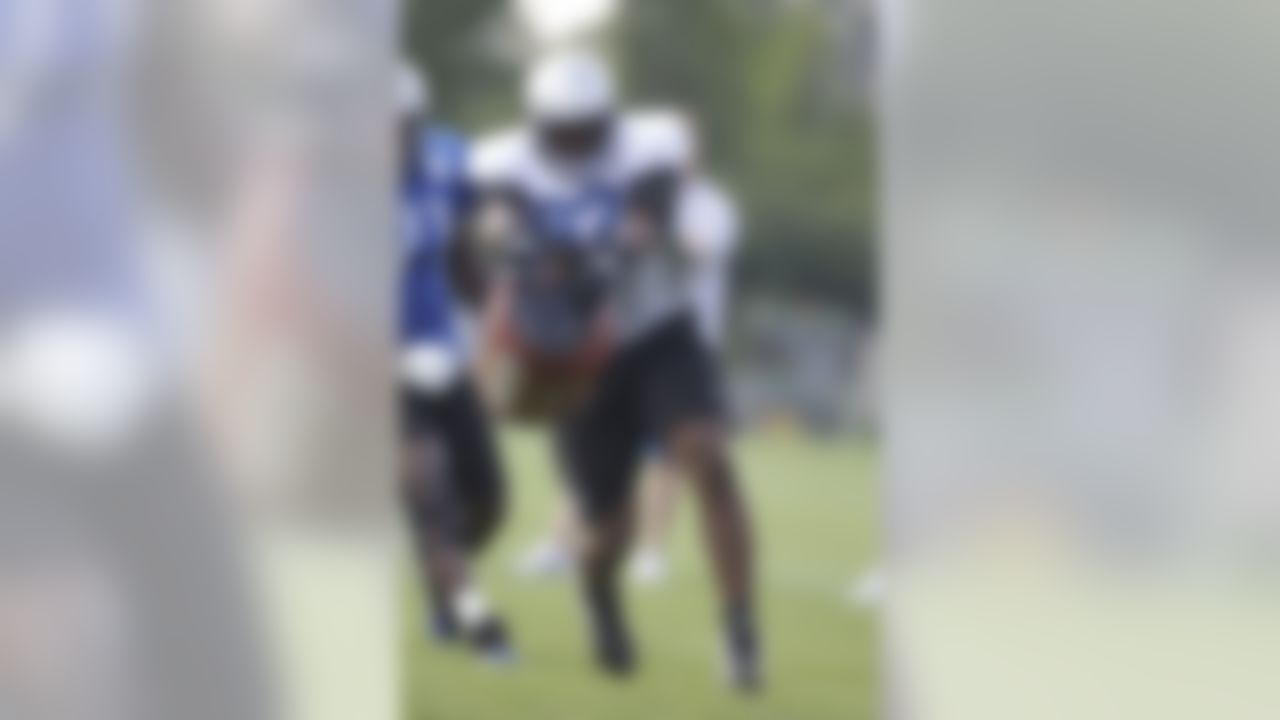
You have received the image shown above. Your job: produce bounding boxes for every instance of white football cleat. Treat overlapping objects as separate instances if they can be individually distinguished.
[514,538,573,579]
[628,547,669,587]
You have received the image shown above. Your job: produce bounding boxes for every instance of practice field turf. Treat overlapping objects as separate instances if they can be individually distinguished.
[403,429,878,719]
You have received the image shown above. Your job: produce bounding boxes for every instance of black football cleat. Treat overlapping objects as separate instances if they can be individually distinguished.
[467,615,517,668]
[723,618,763,694]
[583,586,636,677]
[428,608,461,645]
[593,619,635,677]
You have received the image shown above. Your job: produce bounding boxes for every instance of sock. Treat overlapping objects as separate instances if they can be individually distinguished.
[452,584,493,632]
[725,600,758,654]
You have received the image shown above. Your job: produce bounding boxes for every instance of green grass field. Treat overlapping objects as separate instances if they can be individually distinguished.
[403,429,878,719]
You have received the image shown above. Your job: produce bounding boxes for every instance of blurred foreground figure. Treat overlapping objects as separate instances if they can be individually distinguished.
[0,0,273,717]
[471,50,761,691]
[396,62,514,664]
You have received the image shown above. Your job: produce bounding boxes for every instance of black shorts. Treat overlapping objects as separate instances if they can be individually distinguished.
[400,378,505,545]
[557,314,724,521]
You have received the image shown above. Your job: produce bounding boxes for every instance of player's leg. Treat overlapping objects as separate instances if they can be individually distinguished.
[430,380,514,659]
[437,380,506,553]
[645,317,761,692]
[667,420,759,690]
[578,498,638,675]
[556,391,645,677]
[400,406,464,642]
[400,385,513,663]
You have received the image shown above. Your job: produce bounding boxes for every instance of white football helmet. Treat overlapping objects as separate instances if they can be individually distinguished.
[523,49,617,125]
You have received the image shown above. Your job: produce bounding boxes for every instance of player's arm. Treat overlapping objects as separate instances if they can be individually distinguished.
[675,179,741,267]
[447,181,492,308]
[616,167,685,255]
[630,168,683,232]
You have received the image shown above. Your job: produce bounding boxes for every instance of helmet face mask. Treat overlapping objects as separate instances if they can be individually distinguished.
[536,114,614,163]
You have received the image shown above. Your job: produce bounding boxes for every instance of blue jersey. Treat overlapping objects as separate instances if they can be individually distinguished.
[471,111,698,345]
[400,125,472,347]
[521,179,627,248]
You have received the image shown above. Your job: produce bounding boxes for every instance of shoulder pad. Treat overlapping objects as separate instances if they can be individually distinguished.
[615,109,696,175]
[678,178,741,259]
[469,126,533,188]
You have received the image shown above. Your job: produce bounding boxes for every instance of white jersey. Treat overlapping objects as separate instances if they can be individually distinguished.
[675,177,740,349]
[471,109,698,345]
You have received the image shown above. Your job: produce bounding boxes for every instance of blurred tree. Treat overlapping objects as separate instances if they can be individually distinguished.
[616,0,749,167]
[400,0,516,127]
[618,0,877,318]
